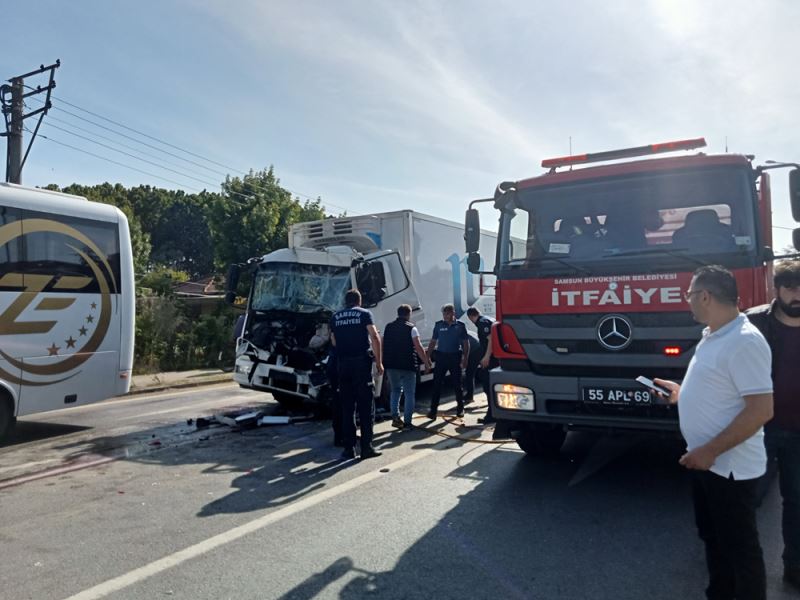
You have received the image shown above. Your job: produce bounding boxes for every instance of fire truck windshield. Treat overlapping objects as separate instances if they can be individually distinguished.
[500,166,757,274]
[251,262,351,313]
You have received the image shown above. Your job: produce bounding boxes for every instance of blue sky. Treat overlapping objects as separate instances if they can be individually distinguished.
[3,0,799,250]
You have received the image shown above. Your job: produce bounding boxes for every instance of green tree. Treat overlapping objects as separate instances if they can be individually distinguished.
[206,167,326,270]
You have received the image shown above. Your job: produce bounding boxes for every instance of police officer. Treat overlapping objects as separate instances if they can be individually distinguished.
[467,307,499,425]
[330,289,384,460]
[426,304,470,419]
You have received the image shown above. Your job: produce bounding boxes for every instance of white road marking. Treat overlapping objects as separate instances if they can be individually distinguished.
[26,383,238,418]
[63,440,453,600]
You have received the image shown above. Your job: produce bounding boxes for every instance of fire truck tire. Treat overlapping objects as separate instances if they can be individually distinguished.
[516,424,566,457]
[0,390,15,443]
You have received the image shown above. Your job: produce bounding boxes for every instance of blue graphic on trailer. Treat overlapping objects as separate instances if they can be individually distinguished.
[365,232,382,249]
[446,253,484,317]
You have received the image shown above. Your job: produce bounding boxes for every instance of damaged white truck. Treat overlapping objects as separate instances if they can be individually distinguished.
[225,210,497,410]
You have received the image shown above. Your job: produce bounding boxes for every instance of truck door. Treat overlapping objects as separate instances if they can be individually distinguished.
[357,251,424,324]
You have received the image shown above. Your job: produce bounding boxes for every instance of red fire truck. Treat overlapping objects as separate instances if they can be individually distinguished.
[464,138,800,456]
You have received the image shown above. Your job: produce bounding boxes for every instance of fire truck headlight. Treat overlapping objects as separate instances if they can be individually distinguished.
[495,384,535,411]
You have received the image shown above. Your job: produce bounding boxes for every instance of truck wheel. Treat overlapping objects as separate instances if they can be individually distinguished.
[516,424,566,458]
[272,392,304,412]
[0,391,16,444]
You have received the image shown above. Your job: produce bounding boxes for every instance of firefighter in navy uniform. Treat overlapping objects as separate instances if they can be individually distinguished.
[467,307,499,425]
[426,304,470,419]
[330,289,384,460]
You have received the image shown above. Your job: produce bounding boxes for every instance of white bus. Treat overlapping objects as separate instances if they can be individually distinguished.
[0,183,135,440]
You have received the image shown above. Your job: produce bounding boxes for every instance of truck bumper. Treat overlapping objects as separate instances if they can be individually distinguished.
[489,369,679,433]
[234,357,324,401]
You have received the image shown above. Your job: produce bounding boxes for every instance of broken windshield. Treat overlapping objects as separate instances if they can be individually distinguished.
[500,166,757,274]
[251,262,351,313]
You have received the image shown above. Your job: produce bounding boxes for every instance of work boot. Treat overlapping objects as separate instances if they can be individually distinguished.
[391,417,404,429]
[426,410,437,420]
[340,448,356,460]
[478,416,496,425]
[403,422,413,430]
[361,448,383,460]
[456,409,465,418]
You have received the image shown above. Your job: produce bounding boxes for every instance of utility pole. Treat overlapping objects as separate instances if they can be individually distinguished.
[1,60,60,184]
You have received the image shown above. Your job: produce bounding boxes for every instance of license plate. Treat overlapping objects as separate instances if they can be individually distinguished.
[582,387,653,405]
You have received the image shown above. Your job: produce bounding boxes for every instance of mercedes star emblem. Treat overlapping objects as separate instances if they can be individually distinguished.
[596,314,633,351]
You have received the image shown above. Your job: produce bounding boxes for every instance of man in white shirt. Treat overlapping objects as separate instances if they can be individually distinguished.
[656,265,773,600]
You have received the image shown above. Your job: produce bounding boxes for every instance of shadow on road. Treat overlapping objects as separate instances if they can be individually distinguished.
[1,421,90,447]
[274,433,790,600]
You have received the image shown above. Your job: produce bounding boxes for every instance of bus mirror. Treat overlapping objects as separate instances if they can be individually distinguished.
[226,264,240,295]
[465,209,480,253]
[467,252,481,274]
[794,228,800,251]
[790,169,800,222]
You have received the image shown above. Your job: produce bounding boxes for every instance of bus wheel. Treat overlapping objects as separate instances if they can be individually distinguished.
[0,391,16,443]
[516,424,566,458]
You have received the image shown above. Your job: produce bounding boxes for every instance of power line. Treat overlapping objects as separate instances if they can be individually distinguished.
[28,127,256,206]
[42,121,222,189]
[25,89,351,213]
[24,92,230,179]
[49,93,244,173]
[33,130,208,191]
[45,112,231,183]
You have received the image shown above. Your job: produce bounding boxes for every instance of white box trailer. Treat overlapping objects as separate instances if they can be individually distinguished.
[228,210,497,408]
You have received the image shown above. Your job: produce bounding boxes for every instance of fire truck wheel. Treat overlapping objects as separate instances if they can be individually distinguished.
[516,424,566,458]
[0,391,15,443]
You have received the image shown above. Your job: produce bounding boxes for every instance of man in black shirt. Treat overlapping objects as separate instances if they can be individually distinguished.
[330,289,383,460]
[746,259,800,590]
[382,304,431,430]
[467,307,499,425]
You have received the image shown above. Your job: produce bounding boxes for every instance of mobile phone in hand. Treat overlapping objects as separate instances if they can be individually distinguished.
[635,376,671,397]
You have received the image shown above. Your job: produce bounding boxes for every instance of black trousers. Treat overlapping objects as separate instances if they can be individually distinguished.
[430,352,463,414]
[691,470,766,600]
[477,357,499,419]
[326,355,342,445]
[337,355,375,453]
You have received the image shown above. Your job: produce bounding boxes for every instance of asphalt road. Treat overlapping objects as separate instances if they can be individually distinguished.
[0,384,795,599]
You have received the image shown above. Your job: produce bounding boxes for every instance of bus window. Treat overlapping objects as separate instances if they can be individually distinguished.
[19,210,122,294]
[0,206,23,279]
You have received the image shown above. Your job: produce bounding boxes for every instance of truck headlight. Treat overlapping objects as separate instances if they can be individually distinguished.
[495,384,535,411]
[235,361,251,375]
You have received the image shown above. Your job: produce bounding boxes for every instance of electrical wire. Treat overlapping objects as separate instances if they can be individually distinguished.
[24,90,351,213]
[42,121,223,189]
[27,127,256,206]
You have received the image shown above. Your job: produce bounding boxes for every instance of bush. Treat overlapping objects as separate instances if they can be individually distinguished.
[134,295,237,374]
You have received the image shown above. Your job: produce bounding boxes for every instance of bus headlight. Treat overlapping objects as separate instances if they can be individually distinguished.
[494,384,535,411]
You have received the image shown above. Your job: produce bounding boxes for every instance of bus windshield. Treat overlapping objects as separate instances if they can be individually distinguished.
[499,166,757,274]
[251,262,351,313]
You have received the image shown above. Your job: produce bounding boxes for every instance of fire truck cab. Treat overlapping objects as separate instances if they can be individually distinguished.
[465,138,800,456]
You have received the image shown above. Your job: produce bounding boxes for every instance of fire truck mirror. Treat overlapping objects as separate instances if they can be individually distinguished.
[467,252,482,274]
[465,209,481,253]
[790,168,800,222]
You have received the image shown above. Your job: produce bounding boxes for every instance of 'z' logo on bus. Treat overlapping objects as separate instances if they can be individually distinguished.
[0,219,117,387]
